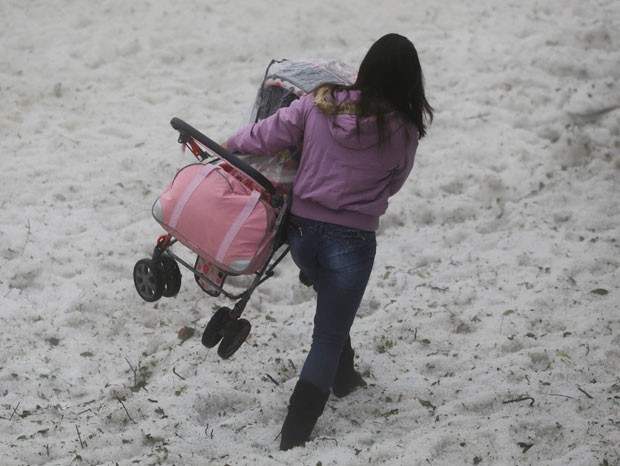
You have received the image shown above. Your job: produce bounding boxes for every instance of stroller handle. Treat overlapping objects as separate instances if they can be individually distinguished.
[170,117,279,199]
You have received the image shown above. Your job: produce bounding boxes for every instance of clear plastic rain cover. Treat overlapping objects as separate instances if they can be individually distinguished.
[235,59,356,193]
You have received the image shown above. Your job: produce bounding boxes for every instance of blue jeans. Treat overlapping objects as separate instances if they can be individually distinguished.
[286,214,376,393]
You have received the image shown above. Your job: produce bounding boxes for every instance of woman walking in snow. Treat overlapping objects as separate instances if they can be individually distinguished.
[225,33,433,450]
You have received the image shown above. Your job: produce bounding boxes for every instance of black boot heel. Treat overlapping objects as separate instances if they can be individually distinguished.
[332,337,366,398]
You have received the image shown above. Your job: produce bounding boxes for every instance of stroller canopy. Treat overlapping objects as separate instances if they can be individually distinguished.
[251,59,357,123]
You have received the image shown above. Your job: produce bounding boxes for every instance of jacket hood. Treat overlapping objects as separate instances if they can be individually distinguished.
[314,88,408,150]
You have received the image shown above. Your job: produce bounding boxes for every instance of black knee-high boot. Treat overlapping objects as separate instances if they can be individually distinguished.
[280,379,330,451]
[332,337,366,398]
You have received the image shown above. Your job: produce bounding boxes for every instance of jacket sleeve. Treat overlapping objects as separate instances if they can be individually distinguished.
[389,141,417,196]
[226,94,310,155]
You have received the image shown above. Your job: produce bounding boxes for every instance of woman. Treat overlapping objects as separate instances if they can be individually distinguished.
[225,33,433,450]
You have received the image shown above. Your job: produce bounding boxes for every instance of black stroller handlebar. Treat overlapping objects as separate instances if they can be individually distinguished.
[170,117,279,199]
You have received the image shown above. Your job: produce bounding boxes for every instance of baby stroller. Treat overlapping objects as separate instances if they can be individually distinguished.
[133,59,355,359]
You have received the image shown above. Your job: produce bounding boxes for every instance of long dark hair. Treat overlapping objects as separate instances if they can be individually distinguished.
[320,33,433,139]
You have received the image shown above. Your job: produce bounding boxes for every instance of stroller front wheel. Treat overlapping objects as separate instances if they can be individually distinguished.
[202,307,231,348]
[217,318,251,359]
[202,308,252,358]
[133,258,164,302]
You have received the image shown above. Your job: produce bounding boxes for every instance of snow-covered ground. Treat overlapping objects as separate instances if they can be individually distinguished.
[1,0,619,465]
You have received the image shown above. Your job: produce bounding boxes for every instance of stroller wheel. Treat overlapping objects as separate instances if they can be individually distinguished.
[159,255,182,297]
[202,307,231,348]
[217,318,251,359]
[133,258,164,302]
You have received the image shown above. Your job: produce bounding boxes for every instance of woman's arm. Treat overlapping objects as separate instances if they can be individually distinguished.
[226,94,311,155]
[389,150,416,196]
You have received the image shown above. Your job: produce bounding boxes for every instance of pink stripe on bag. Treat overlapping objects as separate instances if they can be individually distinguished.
[216,190,261,263]
[169,164,217,229]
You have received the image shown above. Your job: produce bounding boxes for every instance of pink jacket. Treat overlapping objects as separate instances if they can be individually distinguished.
[226,89,418,231]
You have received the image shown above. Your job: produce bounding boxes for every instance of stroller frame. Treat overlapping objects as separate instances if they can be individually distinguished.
[133,118,290,358]
[170,117,290,310]
[134,59,355,359]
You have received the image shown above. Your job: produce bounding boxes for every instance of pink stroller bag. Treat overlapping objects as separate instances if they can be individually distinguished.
[152,162,276,275]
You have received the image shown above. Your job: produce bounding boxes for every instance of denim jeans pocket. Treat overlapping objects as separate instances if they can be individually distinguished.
[286,215,306,239]
[327,226,373,241]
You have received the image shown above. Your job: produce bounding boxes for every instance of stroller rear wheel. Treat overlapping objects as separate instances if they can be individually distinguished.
[133,258,164,302]
[159,255,182,297]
